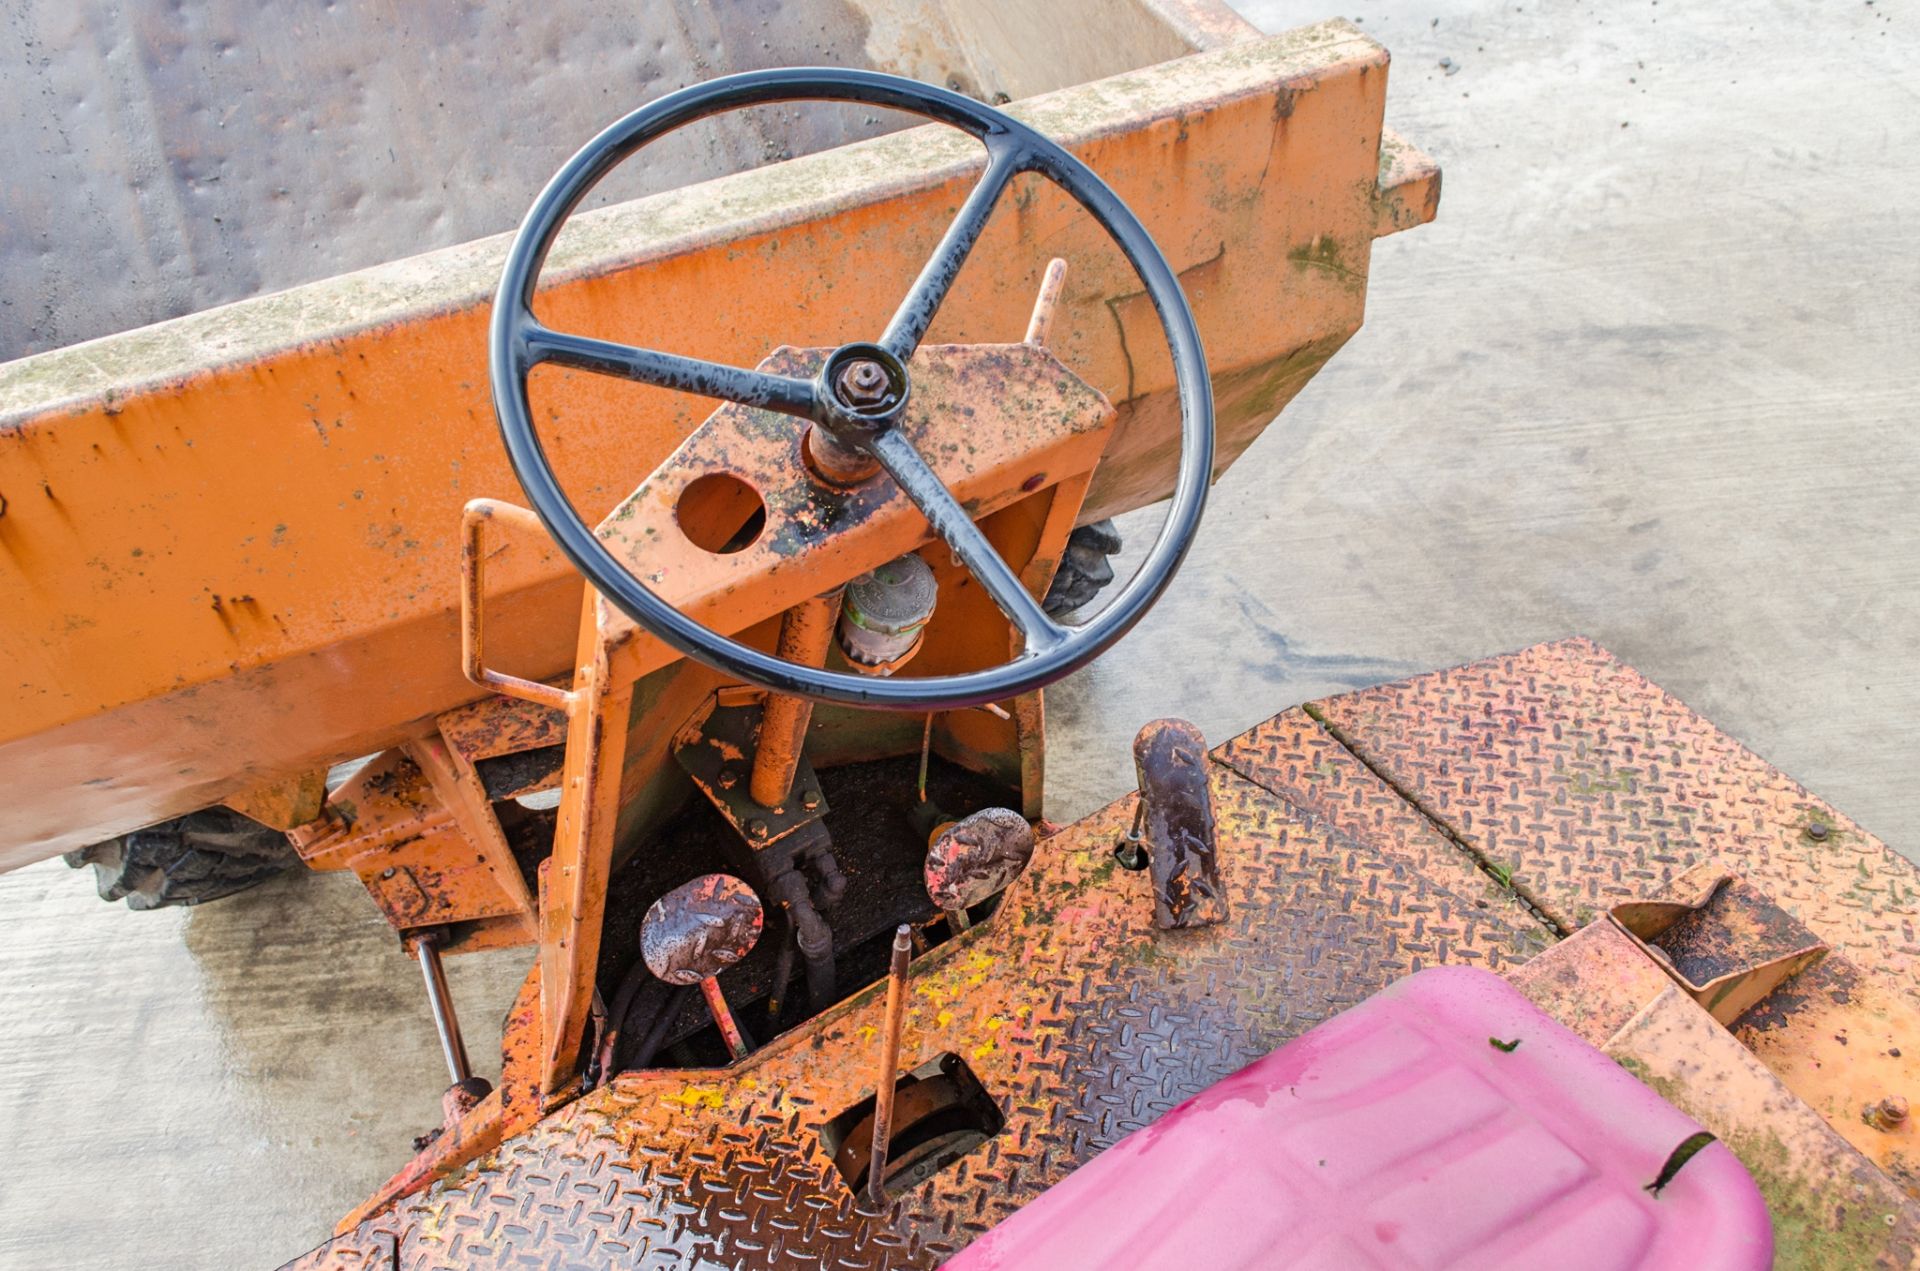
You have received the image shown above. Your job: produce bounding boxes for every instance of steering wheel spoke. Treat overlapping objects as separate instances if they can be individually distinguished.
[880,142,1025,361]
[868,429,1066,653]
[525,324,819,420]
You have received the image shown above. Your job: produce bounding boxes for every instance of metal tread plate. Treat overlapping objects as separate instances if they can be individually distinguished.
[300,707,1549,1269]
[300,636,1920,1268]
[1308,636,1920,1001]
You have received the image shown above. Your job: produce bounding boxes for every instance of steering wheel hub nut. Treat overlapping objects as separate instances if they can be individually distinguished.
[838,553,938,675]
[835,359,891,408]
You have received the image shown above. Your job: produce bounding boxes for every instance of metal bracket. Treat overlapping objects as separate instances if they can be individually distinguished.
[1610,873,1829,1026]
[672,695,830,848]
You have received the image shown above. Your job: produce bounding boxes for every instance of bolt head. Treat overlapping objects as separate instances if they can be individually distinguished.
[747,818,769,838]
[1807,821,1831,841]
[801,789,821,810]
[835,358,891,409]
[718,766,739,790]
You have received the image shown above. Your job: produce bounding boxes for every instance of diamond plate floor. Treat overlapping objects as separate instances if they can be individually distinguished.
[294,696,1547,1269]
[1309,637,1920,1003]
[293,638,1920,1269]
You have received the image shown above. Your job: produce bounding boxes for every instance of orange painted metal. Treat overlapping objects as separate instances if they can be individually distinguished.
[317,700,1549,1259]
[1311,637,1920,1203]
[460,500,573,712]
[536,649,632,1094]
[527,340,1114,1095]
[0,24,1437,864]
[1742,962,1920,1198]
[316,644,1920,1263]
[748,589,845,809]
[219,768,328,831]
[1514,922,1920,1264]
[1608,870,1830,1027]
[587,343,1114,690]
[404,734,537,934]
[292,747,531,933]
[435,685,569,767]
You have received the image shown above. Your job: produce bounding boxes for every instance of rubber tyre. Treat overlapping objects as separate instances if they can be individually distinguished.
[1042,519,1123,616]
[62,807,297,911]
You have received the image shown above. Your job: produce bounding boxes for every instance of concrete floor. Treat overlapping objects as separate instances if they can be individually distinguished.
[1,1,1916,1267]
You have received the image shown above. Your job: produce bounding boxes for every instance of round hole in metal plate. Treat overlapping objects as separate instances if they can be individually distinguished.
[676,472,767,555]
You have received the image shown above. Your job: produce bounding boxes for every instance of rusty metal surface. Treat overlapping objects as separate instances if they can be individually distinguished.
[437,689,570,768]
[924,808,1035,913]
[525,338,1115,1097]
[1612,872,1830,1026]
[1129,718,1227,929]
[639,875,765,988]
[294,748,530,933]
[311,636,1920,1269]
[0,24,1437,865]
[316,709,1550,1268]
[589,342,1115,684]
[674,698,832,848]
[280,1229,396,1271]
[1308,636,1920,990]
[1212,708,1558,970]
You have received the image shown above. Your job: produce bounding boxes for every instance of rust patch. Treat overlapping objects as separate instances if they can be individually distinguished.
[640,873,765,986]
[1131,718,1227,929]
[924,807,1035,912]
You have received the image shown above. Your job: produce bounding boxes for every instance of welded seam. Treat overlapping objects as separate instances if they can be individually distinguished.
[1291,701,1571,939]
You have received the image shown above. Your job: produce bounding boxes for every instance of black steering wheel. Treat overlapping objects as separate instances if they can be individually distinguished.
[489,68,1212,711]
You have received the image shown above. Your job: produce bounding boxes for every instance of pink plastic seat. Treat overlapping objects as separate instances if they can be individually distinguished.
[951,966,1770,1270]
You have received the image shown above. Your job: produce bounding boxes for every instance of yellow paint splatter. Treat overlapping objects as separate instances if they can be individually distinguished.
[660,1085,724,1111]
[917,982,953,1007]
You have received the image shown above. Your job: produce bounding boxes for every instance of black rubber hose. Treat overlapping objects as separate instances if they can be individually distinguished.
[628,985,696,1072]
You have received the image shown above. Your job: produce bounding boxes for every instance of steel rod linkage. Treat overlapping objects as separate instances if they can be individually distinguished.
[867,924,914,1206]
[414,930,473,1086]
